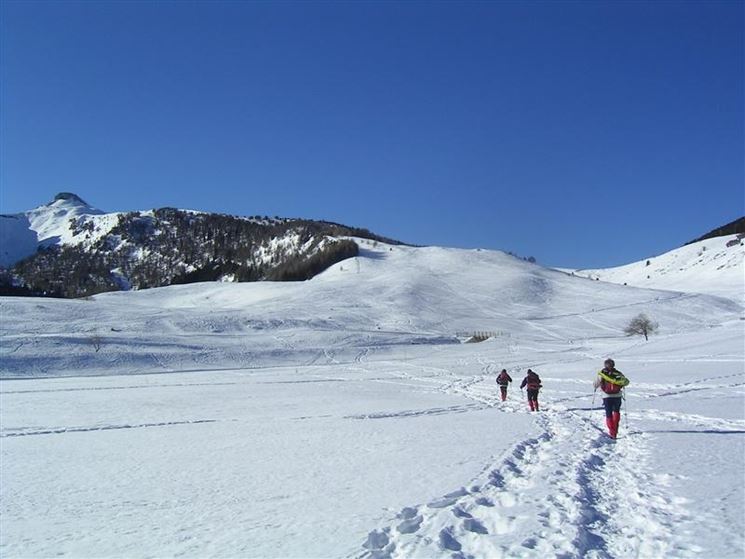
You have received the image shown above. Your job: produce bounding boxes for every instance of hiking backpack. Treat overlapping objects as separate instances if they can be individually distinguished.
[598,369,629,395]
[526,373,541,390]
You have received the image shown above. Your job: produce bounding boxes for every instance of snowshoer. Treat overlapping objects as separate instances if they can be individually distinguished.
[496,369,512,401]
[594,358,630,439]
[520,369,542,411]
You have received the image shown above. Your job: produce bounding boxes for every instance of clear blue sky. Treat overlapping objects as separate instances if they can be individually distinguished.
[1,0,742,268]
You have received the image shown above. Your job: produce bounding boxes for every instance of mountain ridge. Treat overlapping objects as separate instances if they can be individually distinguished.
[685,216,745,246]
[2,193,742,300]
[0,193,403,297]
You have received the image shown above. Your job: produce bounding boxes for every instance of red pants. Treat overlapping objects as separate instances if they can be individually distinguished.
[603,397,622,438]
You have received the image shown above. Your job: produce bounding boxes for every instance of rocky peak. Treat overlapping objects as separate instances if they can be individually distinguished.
[52,192,90,206]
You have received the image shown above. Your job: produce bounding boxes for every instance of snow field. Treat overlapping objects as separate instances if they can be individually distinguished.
[0,362,534,558]
[2,331,742,558]
[1,242,743,557]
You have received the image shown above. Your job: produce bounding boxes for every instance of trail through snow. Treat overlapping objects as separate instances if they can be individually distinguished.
[358,373,713,559]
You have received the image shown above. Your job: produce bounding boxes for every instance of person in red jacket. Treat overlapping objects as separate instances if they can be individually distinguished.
[519,369,542,411]
[495,369,512,401]
[593,358,629,439]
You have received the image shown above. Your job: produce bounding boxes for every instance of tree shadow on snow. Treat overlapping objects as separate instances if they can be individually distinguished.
[358,248,389,260]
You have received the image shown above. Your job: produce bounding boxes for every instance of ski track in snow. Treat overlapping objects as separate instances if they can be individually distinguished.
[2,419,218,438]
[354,368,738,559]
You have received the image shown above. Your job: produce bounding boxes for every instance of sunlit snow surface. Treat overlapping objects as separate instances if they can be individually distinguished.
[1,243,743,557]
[576,234,744,301]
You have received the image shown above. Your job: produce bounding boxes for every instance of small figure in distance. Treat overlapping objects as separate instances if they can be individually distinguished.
[496,369,513,401]
[593,358,630,439]
[520,369,542,411]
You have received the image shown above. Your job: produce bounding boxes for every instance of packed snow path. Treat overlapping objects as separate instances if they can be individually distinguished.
[360,399,701,558]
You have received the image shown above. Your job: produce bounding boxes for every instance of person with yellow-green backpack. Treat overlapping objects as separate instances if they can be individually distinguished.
[593,358,630,439]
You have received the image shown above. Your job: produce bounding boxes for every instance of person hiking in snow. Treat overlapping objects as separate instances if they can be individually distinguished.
[496,369,512,401]
[594,358,630,439]
[519,369,542,411]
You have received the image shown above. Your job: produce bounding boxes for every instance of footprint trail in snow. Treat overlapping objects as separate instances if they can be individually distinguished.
[357,385,704,558]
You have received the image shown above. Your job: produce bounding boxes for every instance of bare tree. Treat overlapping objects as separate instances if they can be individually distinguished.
[89,334,103,353]
[624,313,658,341]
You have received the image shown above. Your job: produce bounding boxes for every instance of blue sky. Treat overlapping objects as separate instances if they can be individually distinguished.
[1,0,742,268]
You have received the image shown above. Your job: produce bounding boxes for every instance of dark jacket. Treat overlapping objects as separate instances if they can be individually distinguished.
[520,372,542,390]
[496,371,512,386]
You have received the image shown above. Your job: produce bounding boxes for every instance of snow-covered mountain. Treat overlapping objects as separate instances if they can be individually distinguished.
[4,193,743,304]
[0,193,395,297]
[574,234,744,300]
[0,193,105,267]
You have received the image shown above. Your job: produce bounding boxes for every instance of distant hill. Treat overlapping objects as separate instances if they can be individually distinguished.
[0,193,403,298]
[685,216,745,245]
[575,233,744,300]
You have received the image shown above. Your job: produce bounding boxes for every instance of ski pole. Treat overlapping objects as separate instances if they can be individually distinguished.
[623,389,628,430]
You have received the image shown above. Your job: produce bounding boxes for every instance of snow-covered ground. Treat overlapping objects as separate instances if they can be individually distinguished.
[575,234,744,301]
[1,242,743,557]
[0,214,37,269]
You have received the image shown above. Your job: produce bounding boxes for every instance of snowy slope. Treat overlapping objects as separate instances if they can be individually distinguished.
[24,193,106,247]
[0,215,37,268]
[575,234,744,300]
[1,242,743,558]
[1,242,740,379]
[0,193,108,267]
